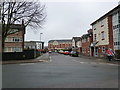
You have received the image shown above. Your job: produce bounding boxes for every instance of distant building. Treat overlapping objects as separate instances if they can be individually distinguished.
[72,37,82,54]
[24,41,44,50]
[48,39,72,51]
[72,37,81,48]
[4,24,25,52]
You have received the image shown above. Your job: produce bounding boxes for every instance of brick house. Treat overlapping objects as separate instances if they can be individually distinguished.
[111,5,120,50]
[81,29,93,56]
[4,24,25,52]
[48,39,72,51]
[72,37,82,54]
[90,5,120,57]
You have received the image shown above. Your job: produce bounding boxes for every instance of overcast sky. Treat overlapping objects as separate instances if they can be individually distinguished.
[25,0,120,46]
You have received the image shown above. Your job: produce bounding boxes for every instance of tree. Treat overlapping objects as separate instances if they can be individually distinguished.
[1,1,46,52]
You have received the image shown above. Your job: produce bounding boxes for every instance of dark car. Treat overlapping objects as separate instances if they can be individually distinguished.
[70,51,78,57]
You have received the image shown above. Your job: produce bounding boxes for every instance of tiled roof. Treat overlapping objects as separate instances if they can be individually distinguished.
[25,41,44,43]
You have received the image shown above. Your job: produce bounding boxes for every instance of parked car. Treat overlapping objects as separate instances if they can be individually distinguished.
[58,50,64,54]
[63,51,70,55]
[49,51,52,53]
[70,51,78,57]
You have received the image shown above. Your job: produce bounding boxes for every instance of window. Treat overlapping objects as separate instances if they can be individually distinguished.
[102,47,105,53]
[118,42,120,45]
[12,37,22,42]
[114,42,116,45]
[94,34,96,41]
[12,47,22,52]
[5,37,13,42]
[95,47,98,55]
[101,31,105,40]
[93,24,96,30]
[101,21,104,27]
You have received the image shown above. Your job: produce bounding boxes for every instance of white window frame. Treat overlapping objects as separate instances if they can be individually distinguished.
[101,31,105,40]
[12,37,22,42]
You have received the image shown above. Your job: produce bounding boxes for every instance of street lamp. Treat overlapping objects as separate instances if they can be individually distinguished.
[40,33,43,51]
[40,33,43,42]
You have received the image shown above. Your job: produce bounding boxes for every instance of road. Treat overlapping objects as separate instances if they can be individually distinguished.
[2,53,118,88]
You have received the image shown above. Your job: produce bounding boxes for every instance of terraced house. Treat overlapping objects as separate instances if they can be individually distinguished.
[91,4,120,57]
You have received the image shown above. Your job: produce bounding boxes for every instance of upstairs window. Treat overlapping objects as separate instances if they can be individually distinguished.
[101,20,104,27]
[13,37,22,42]
[94,34,97,41]
[101,31,105,40]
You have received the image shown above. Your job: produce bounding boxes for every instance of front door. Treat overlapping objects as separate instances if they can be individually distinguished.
[95,47,98,57]
[91,47,94,56]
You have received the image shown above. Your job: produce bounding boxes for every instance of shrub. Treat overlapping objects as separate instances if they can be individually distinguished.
[115,50,120,59]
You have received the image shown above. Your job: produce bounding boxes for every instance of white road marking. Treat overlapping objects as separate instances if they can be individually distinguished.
[50,59,52,62]
[73,60,118,66]
[19,63,35,65]
[79,62,86,64]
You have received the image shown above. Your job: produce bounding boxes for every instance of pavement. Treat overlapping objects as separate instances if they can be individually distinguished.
[1,53,50,65]
[1,52,120,65]
[79,54,120,64]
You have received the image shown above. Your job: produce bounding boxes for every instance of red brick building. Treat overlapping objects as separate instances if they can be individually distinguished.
[90,6,118,57]
[4,24,25,52]
[48,39,72,51]
[81,29,93,56]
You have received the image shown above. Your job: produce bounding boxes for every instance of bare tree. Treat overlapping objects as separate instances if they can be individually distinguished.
[1,1,46,52]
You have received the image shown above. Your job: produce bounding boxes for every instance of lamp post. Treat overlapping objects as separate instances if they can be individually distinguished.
[39,33,43,55]
[40,33,43,42]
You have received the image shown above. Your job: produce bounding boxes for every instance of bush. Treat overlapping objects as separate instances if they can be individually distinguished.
[115,50,120,59]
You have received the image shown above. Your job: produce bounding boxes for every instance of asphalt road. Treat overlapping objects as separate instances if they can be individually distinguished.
[2,53,118,88]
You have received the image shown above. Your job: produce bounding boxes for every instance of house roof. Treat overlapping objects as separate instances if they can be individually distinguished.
[72,37,81,42]
[25,41,44,43]
[81,33,93,39]
[48,39,72,43]
[91,4,120,25]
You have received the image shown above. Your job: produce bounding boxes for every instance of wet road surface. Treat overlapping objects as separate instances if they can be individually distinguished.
[2,53,118,88]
